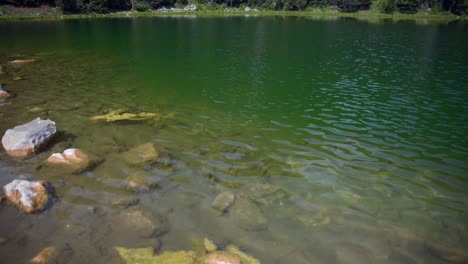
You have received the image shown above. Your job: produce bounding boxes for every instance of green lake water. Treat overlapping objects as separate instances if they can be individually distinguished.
[0,17,467,263]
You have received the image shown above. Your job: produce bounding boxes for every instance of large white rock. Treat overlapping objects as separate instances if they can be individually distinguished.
[1,118,57,157]
[3,179,52,213]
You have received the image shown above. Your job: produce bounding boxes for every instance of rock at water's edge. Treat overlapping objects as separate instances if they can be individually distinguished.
[3,179,53,213]
[1,118,57,157]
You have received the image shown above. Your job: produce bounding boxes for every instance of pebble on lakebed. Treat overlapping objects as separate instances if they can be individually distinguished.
[3,179,54,214]
[1,118,57,158]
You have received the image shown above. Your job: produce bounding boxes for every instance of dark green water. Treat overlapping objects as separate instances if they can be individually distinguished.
[0,17,467,263]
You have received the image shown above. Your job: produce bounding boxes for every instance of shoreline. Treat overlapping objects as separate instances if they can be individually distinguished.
[0,10,465,23]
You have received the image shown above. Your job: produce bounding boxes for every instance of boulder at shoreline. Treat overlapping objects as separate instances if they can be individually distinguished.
[1,118,57,157]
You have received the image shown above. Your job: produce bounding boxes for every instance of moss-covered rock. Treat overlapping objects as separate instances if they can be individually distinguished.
[115,247,197,264]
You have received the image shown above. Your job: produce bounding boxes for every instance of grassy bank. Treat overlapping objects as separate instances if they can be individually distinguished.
[0,8,465,23]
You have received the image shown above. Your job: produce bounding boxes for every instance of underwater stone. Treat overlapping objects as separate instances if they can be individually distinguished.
[1,118,57,157]
[125,169,160,193]
[30,246,57,264]
[211,191,235,213]
[46,148,102,174]
[115,247,197,264]
[225,245,261,264]
[231,198,267,231]
[121,143,159,165]
[204,238,217,253]
[3,179,52,214]
[9,59,36,64]
[119,209,165,237]
[0,85,9,99]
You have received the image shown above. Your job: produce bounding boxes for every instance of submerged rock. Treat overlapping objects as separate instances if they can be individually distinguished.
[211,191,235,213]
[46,148,101,173]
[115,247,197,264]
[30,246,57,264]
[225,245,261,264]
[3,179,53,213]
[0,85,10,99]
[121,143,159,165]
[9,59,36,64]
[119,209,166,237]
[225,245,260,264]
[201,251,240,264]
[125,169,160,193]
[231,198,267,231]
[204,238,217,253]
[90,108,175,123]
[1,118,57,157]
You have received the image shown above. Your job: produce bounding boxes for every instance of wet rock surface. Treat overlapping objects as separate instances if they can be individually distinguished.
[1,118,57,157]
[115,247,197,264]
[46,148,102,174]
[3,179,53,213]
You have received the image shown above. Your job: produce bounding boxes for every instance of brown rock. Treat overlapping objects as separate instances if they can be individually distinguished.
[30,246,57,264]
[121,143,159,165]
[125,169,159,193]
[3,179,52,213]
[46,148,102,174]
[202,252,241,264]
[47,148,87,166]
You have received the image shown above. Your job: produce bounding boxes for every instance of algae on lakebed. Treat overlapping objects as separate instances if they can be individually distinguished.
[115,244,261,264]
[116,247,197,264]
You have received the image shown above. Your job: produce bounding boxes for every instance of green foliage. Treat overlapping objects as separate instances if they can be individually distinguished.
[336,0,371,12]
[283,0,308,10]
[1,0,466,14]
[395,0,420,13]
[376,0,396,13]
[134,0,150,11]
[0,0,54,6]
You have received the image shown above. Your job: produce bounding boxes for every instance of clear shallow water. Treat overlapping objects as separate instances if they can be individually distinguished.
[0,17,467,263]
